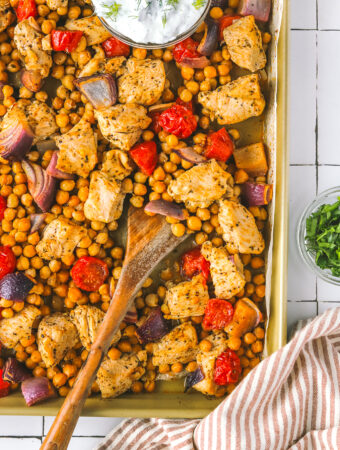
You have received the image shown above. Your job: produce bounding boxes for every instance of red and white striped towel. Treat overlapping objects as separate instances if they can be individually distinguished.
[96,307,340,450]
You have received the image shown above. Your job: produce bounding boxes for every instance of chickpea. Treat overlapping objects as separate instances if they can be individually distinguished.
[61,74,75,90]
[142,130,154,141]
[53,373,67,388]
[171,362,183,373]
[187,216,202,231]
[171,223,186,237]
[181,66,194,80]
[118,341,132,353]
[132,48,147,59]
[63,364,77,378]
[199,339,212,352]
[251,341,263,354]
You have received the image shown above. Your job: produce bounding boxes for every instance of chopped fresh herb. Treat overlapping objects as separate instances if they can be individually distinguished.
[192,0,205,10]
[103,1,121,21]
[305,197,340,276]
[162,13,167,26]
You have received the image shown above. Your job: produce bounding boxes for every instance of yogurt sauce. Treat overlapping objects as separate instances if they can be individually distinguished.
[95,0,209,45]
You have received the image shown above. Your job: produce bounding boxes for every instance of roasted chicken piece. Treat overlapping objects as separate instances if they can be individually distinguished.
[198,74,265,125]
[55,117,97,178]
[164,275,209,319]
[70,305,121,351]
[201,241,245,299]
[118,58,165,106]
[101,149,133,181]
[193,332,229,396]
[78,46,126,78]
[14,18,52,78]
[97,352,147,398]
[37,313,79,367]
[0,306,40,349]
[0,10,12,33]
[167,160,232,211]
[152,322,198,366]
[65,16,111,46]
[0,0,10,10]
[223,15,266,72]
[218,200,265,254]
[95,104,151,151]
[36,217,87,261]
[84,171,125,223]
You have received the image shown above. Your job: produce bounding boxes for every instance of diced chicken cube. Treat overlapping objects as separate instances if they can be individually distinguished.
[95,104,151,151]
[36,217,87,261]
[198,74,265,125]
[102,149,133,180]
[218,200,265,254]
[201,241,245,299]
[84,171,125,223]
[70,305,121,351]
[79,49,126,78]
[55,117,97,178]
[152,322,198,366]
[0,10,12,33]
[37,313,79,367]
[65,16,111,45]
[118,58,165,106]
[0,0,10,10]
[164,275,209,319]
[0,306,40,349]
[14,18,52,78]
[47,0,67,10]
[223,15,266,72]
[97,352,147,398]
[167,160,232,211]
[193,332,229,396]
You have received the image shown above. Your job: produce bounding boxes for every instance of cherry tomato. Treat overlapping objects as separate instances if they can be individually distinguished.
[173,37,201,64]
[51,30,83,53]
[203,298,234,330]
[129,141,158,176]
[205,128,234,162]
[158,102,197,139]
[0,369,10,398]
[71,256,109,292]
[181,247,210,281]
[214,349,242,385]
[0,196,6,221]
[16,0,37,21]
[150,111,162,134]
[0,247,16,280]
[219,15,242,40]
[102,37,130,57]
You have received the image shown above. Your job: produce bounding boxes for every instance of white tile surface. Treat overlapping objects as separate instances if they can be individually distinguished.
[318,31,340,164]
[317,165,340,193]
[290,0,316,29]
[0,438,41,449]
[288,166,317,300]
[44,416,123,437]
[318,302,340,314]
[318,0,340,30]
[0,416,42,436]
[287,301,317,337]
[67,437,103,450]
[289,31,316,164]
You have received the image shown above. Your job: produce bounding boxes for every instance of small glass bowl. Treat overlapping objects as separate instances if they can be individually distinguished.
[92,0,212,49]
[296,186,340,285]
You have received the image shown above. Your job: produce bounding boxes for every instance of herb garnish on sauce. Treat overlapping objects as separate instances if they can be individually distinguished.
[305,198,340,276]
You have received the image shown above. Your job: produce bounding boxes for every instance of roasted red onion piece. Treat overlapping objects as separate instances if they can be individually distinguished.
[30,213,46,234]
[242,182,273,206]
[0,272,34,301]
[180,56,210,68]
[149,102,174,113]
[237,0,271,22]
[74,74,117,110]
[225,298,262,338]
[144,199,186,220]
[21,377,55,406]
[46,151,75,180]
[3,358,31,383]
[136,307,170,344]
[22,160,57,212]
[198,19,219,56]
[184,367,205,392]
[0,118,34,161]
[21,70,43,93]
[124,305,138,324]
[173,147,207,164]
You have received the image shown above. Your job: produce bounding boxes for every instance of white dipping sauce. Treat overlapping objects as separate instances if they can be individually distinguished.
[95,0,208,45]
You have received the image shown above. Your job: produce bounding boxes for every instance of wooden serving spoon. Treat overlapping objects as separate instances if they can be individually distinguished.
[41,206,187,450]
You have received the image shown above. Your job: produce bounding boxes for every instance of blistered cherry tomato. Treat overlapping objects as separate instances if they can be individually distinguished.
[16,0,37,21]
[214,349,242,385]
[0,196,6,221]
[129,141,158,176]
[0,247,16,280]
[205,128,234,162]
[158,102,197,139]
[51,30,83,53]
[71,256,109,292]
[203,298,234,330]
[102,37,130,57]
[173,37,201,64]
[219,15,242,40]
[150,111,162,134]
[0,369,10,398]
[181,247,210,281]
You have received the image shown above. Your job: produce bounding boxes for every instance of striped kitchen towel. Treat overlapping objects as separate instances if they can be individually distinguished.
[96,307,340,450]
